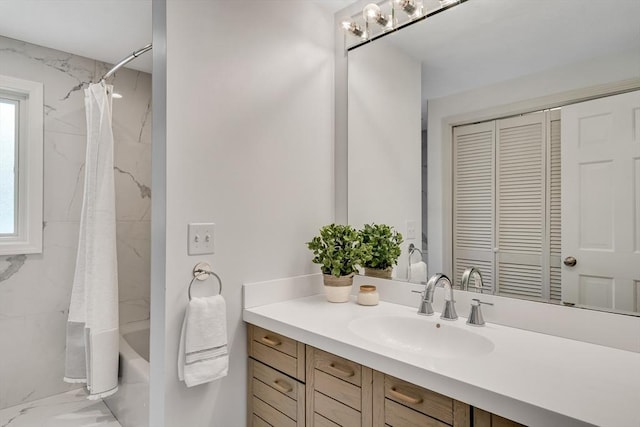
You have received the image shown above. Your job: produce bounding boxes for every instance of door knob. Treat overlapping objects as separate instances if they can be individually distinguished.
[564,256,577,267]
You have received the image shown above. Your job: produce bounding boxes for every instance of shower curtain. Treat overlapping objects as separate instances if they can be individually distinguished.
[64,82,119,400]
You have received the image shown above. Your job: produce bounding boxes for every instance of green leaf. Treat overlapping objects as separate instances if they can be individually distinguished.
[359,223,404,270]
[306,223,368,276]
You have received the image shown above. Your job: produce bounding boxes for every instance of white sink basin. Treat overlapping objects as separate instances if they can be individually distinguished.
[348,315,494,359]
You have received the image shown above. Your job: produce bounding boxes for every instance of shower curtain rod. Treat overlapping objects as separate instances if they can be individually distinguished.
[100,43,152,82]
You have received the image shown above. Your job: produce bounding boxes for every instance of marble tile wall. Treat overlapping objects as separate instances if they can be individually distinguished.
[0,36,151,409]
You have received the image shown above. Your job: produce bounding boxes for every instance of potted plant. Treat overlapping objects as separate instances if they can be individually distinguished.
[359,223,403,279]
[307,224,371,302]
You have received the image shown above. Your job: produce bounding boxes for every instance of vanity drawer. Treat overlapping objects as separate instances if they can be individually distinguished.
[253,396,296,427]
[312,347,362,387]
[385,375,453,424]
[314,390,361,426]
[251,325,298,357]
[248,324,305,381]
[385,399,449,427]
[315,369,361,411]
[249,358,305,426]
[252,359,299,402]
[253,378,297,420]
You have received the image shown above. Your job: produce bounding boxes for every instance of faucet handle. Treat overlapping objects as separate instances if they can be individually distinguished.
[471,298,493,306]
[467,299,493,326]
[412,290,434,316]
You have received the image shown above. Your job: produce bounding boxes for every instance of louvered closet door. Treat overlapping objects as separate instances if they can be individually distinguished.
[453,121,495,292]
[548,110,562,302]
[496,113,547,299]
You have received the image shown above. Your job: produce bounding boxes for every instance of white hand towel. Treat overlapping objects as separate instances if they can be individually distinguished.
[178,295,228,387]
[408,261,428,283]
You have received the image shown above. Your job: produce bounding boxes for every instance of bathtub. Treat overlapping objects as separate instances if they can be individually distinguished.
[104,319,149,427]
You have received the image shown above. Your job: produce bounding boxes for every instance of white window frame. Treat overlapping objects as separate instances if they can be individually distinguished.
[0,75,43,255]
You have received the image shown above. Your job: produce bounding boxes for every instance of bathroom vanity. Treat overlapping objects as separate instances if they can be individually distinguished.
[247,323,522,426]
[243,275,640,427]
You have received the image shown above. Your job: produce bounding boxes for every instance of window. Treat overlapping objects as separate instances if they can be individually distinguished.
[0,75,43,255]
[0,98,18,234]
[452,110,561,303]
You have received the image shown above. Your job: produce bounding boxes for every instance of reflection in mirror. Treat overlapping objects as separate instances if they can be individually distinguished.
[346,0,640,315]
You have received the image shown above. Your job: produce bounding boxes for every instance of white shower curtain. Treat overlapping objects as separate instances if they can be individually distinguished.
[64,82,119,400]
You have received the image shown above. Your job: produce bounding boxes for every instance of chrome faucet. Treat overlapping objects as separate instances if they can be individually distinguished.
[460,267,484,292]
[412,273,458,320]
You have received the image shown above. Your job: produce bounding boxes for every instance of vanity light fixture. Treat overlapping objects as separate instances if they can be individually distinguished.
[342,0,464,50]
[363,3,390,28]
[112,93,123,99]
[341,19,365,37]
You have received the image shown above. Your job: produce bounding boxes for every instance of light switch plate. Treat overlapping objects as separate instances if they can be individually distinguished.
[406,220,417,240]
[188,223,215,255]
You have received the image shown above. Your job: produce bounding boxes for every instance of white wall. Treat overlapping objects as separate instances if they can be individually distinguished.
[0,36,151,409]
[348,40,422,279]
[427,49,640,275]
[158,2,335,425]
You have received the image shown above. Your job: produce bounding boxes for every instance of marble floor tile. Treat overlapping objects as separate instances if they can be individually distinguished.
[0,389,121,427]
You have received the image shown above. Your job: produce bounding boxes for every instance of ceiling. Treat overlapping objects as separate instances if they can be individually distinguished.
[0,0,353,75]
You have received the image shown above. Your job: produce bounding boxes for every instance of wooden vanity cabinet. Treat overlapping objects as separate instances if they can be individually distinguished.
[248,324,306,427]
[373,372,471,427]
[247,323,525,427]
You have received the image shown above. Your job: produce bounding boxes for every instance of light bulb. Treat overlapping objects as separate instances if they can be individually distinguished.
[363,3,389,27]
[395,0,418,16]
[341,20,364,37]
[363,3,381,20]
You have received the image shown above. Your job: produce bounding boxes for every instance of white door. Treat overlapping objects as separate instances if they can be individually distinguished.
[561,90,640,313]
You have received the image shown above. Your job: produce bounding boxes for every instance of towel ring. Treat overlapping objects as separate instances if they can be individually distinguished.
[188,262,222,300]
[408,243,423,266]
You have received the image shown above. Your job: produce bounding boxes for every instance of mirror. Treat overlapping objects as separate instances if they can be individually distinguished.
[346,0,640,315]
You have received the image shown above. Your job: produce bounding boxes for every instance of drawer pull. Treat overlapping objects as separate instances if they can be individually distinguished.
[389,387,423,405]
[327,362,355,378]
[260,336,281,347]
[272,379,293,393]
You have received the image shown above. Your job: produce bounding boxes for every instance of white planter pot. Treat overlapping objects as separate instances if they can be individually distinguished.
[322,273,354,303]
[324,284,352,303]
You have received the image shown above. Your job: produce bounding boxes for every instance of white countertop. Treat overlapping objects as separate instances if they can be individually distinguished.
[243,294,640,427]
